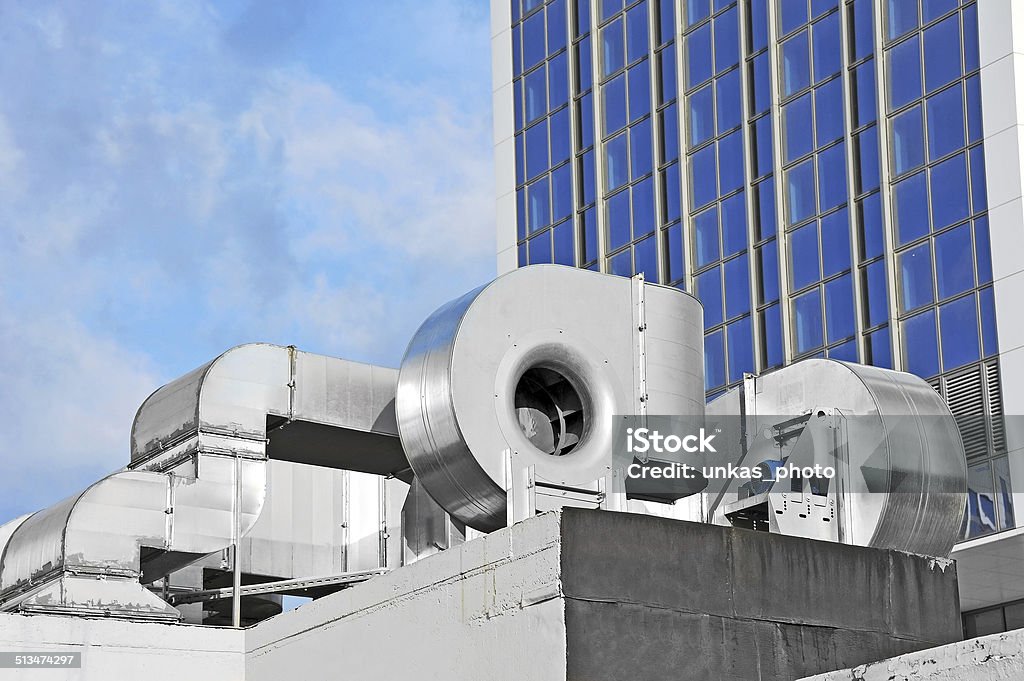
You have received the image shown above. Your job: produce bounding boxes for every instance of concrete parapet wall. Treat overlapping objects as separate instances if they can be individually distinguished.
[802,629,1024,680]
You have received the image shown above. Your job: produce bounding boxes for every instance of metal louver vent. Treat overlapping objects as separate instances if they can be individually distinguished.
[986,361,1006,454]
[945,367,987,461]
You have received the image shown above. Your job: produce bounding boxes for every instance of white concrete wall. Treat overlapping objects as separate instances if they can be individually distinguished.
[0,612,243,681]
[492,0,518,275]
[245,511,567,681]
[978,1,1024,488]
[801,629,1024,681]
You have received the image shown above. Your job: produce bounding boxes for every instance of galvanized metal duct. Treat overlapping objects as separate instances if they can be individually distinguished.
[396,265,705,532]
[0,344,402,620]
[706,359,967,557]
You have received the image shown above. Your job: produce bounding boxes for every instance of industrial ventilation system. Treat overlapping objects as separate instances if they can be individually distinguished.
[0,266,968,624]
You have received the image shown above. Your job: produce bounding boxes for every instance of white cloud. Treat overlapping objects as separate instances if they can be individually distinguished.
[0,0,496,517]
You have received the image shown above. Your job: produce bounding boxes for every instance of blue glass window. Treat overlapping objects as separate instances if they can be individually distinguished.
[964,4,979,74]
[859,193,885,259]
[525,121,549,179]
[577,36,593,93]
[697,266,724,328]
[980,287,998,357]
[528,228,552,264]
[602,18,625,76]
[691,145,717,208]
[966,75,982,144]
[856,126,880,194]
[750,0,769,52]
[887,0,918,41]
[632,176,656,237]
[922,0,956,23]
[687,24,713,87]
[923,15,961,94]
[724,254,751,319]
[659,44,677,104]
[516,133,525,185]
[935,223,973,299]
[812,0,838,18]
[581,150,596,205]
[970,146,987,214]
[686,0,711,28]
[718,131,744,194]
[758,241,779,304]
[727,316,754,383]
[975,216,992,284]
[794,289,824,354]
[631,119,653,179]
[762,304,783,368]
[787,159,817,225]
[867,326,892,368]
[781,1,809,36]
[689,85,714,146]
[663,163,681,222]
[751,53,771,115]
[608,190,631,250]
[626,2,649,64]
[815,79,844,147]
[606,133,629,191]
[903,309,939,377]
[525,67,547,124]
[513,21,523,76]
[785,94,814,162]
[635,234,657,280]
[852,61,877,128]
[524,11,547,70]
[695,206,720,267]
[517,187,526,240]
[926,84,964,161]
[756,177,777,239]
[601,0,624,21]
[817,142,847,212]
[666,223,684,283]
[548,0,567,54]
[940,294,980,370]
[812,12,841,83]
[553,220,574,265]
[518,241,528,268]
[894,172,929,244]
[829,340,858,362]
[610,248,632,276]
[661,103,679,163]
[551,108,571,165]
[549,53,569,110]
[821,207,850,276]
[705,330,726,390]
[722,191,747,256]
[790,222,820,290]
[782,31,811,97]
[582,206,598,261]
[552,164,573,222]
[753,115,773,179]
[628,63,651,122]
[899,242,933,311]
[575,0,589,37]
[714,7,739,74]
[658,0,675,45]
[864,260,889,327]
[716,69,742,133]
[825,273,856,343]
[604,74,627,134]
[930,153,969,229]
[891,105,925,175]
[889,35,921,110]
[851,0,874,61]
[579,92,594,148]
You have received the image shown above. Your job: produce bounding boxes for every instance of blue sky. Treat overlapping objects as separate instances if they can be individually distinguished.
[0,0,495,522]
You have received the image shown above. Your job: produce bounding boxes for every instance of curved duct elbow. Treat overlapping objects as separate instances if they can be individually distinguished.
[0,344,402,619]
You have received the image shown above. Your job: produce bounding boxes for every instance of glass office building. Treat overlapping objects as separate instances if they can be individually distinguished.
[492,0,1024,634]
